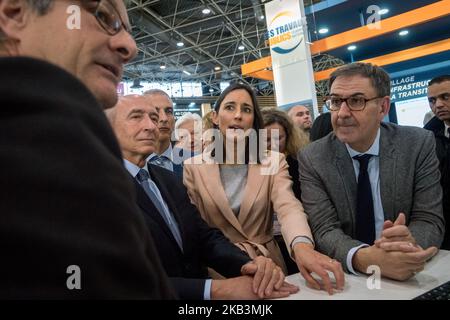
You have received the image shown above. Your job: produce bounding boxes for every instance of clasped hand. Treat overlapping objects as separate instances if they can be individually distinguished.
[372,213,438,280]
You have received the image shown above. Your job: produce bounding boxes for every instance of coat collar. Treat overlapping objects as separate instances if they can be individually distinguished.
[333,136,358,228]
[147,164,187,244]
[132,177,184,251]
[128,164,186,253]
[378,123,396,221]
[196,163,247,237]
[237,164,265,226]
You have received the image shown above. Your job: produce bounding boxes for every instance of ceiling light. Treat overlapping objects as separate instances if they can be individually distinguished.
[259,15,265,20]
[379,8,389,15]
[399,30,409,36]
[238,45,245,50]
[347,45,357,51]
[214,66,221,71]
[318,28,329,34]
[209,88,214,93]
[160,65,166,70]
[202,8,211,15]
[183,70,191,75]
[176,41,184,47]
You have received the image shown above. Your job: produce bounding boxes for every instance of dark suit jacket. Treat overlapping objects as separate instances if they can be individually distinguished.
[169,146,196,179]
[299,123,445,272]
[286,154,301,201]
[425,117,450,249]
[134,164,251,299]
[0,57,174,299]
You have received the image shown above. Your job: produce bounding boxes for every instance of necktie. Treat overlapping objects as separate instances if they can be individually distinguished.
[149,155,172,171]
[136,169,183,250]
[353,154,375,244]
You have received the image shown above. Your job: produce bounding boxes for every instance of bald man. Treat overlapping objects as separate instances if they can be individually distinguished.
[106,95,299,300]
[288,105,312,134]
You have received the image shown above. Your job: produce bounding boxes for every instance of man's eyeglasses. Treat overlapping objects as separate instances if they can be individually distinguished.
[325,95,381,111]
[428,93,450,107]
[85,0,131,35]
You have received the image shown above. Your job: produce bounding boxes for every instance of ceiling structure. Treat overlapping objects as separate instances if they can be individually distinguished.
[125,0,324,95]
[124,0,450,97]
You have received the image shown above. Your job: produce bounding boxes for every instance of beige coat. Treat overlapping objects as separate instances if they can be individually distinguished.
[183,151,312,273]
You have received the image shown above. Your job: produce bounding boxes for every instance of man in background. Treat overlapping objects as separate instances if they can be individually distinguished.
[288,105,312,136]
[143,89,189,178]
[424,75,450,249]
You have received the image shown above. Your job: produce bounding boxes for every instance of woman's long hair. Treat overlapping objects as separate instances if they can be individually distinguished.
[261,108,305,157]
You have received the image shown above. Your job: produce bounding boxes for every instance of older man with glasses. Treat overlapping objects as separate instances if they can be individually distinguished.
[298,62,444,281]
[0,0,174,298]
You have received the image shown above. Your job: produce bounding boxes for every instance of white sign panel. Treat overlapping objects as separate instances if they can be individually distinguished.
[395,96,430,127]
[265,0,318,115]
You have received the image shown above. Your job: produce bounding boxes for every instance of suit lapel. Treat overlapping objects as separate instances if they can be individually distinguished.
[379,125,396,221]
[198,163,247,237]
[239,164,265,224]
[134,170,185,252]
[147,165,186,248]
[334,138,358,231]
[172,163,184,179]
[132,177,180,245]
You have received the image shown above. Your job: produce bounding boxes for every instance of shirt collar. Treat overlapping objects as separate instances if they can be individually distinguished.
[445,123,450,138]
[345,127,380,158]
[148,144,173,162]
[123,159,147,178]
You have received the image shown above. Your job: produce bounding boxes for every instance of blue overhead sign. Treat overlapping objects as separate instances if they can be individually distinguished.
[390,75,430,103]
[390,65,450,103]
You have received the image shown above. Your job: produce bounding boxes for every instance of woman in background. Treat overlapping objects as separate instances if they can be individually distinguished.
[262,108,305,201]
[174,112,203,154]
[183,83,344,294]
[262,108,306,274]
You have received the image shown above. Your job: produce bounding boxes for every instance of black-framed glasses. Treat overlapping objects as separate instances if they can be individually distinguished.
[84,0,131,35]
[325,95,381,111]
[428,93,450,107]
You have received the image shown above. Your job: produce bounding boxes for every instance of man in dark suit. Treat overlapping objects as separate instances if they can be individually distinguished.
[425,75,450,249]
[0,0,174,298]
[143,89,191,179]
[107,94,300,299]
[299,63,444,281]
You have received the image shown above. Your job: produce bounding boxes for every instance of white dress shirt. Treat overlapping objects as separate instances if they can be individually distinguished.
[345,128,385,274]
